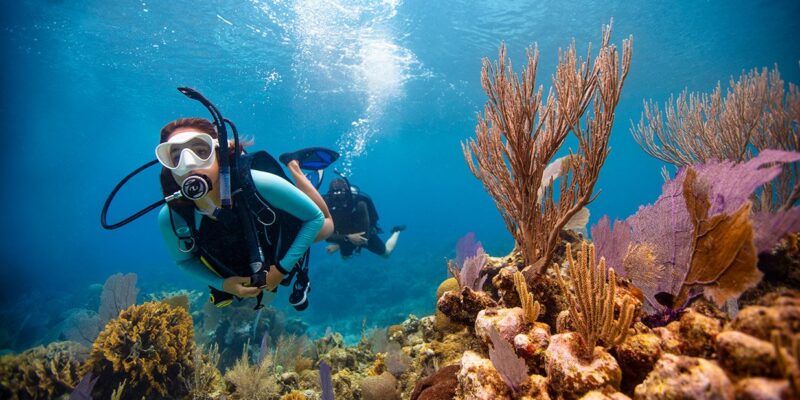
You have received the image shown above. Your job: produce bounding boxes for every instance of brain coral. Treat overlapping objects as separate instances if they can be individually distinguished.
[84,301,195,399]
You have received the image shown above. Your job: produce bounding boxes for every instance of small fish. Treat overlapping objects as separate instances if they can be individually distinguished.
[537,156,590,232]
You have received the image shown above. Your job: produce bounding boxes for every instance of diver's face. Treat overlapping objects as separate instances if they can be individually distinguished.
[168,127,219,182]
[329,186,350,208]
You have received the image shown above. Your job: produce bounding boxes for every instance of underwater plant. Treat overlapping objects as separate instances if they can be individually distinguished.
[592,150,800,311]
[554,241,634,359]
[633,64,800,212]
[224,340,279,400]
[462,21,632,276]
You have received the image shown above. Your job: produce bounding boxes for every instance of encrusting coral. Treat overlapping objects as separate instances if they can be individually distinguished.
[772,330,800,397]
[555,241,635,359]
[83,301,195,399]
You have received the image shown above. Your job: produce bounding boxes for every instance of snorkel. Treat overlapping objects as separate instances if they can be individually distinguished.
[177,87,235,209]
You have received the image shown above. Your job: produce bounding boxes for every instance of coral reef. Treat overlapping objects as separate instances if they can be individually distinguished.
[9,21,800,400]
[634,354,733,399]
[545,332,622,398]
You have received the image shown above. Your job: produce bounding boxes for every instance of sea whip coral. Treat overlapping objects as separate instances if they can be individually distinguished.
[462,21,631,275]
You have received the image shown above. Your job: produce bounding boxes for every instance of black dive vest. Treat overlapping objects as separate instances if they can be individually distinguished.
[325,189,381,235]
[170,151,304,278]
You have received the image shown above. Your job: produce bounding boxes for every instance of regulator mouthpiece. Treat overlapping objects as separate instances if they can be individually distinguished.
[181,174,213,201]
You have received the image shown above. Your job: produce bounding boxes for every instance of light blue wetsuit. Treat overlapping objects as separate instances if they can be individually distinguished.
[158,170,324,289]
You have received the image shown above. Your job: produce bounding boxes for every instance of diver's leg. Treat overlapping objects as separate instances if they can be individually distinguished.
[382,226,406,257]
[286,160,334,241]
[382,231,401,258]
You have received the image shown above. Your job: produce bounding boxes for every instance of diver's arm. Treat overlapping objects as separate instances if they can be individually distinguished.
[252,170,324,272]
[327,232,349,244]
[157,206,224,288]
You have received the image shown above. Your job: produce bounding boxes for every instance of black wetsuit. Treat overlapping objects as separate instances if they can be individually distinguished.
[327,200,386,256]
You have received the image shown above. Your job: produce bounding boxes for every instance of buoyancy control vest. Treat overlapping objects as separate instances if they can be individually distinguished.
[325,184,382,235]
[168,151,308,297]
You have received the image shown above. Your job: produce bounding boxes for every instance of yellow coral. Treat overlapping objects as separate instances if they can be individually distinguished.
[387,325,404,338]
[436,278,459,299]
[513,270,541,324]
[0,341,88,399]
[84,301,195,399]
[294,356,314,373]
[369,353,386,376]
[555,241,635,359]
[281,390,307,400]
[435,278,461,332]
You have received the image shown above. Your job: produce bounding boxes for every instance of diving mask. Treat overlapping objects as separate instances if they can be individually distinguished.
[155,131,219,176]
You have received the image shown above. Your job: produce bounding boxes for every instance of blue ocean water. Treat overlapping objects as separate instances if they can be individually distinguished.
[1,0,798,349]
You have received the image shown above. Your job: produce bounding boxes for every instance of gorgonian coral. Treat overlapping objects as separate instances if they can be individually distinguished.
[592,150,800,311]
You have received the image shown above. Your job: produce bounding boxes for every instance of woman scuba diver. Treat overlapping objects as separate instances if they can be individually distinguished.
[157,117,335,310]
[102,88,338,311]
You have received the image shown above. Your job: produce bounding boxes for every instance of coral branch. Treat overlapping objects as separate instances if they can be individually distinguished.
[555,242,634,359]
[632,64,800,211]
[513,271,540,324]
[462,22,631,275]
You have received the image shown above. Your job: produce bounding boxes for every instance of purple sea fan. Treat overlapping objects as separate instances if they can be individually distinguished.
[456,232,482,268]
[752,208,800,253]
[592,150,800,311]
[70,372,98,400]
[319,360,335,400]
[624,170,694,308]
[591,216,632,274]
[460,246,488,291]
[488,326,528,393]
[690,149,800,217]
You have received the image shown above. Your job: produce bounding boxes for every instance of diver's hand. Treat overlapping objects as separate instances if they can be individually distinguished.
[326,244,340,253]
[265,265,285,291]
[222,276,261,298]
[347,232,368,245]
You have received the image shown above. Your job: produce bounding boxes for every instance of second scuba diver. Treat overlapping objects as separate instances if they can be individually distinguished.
[323,177,405,259]
[156,117,334,310]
